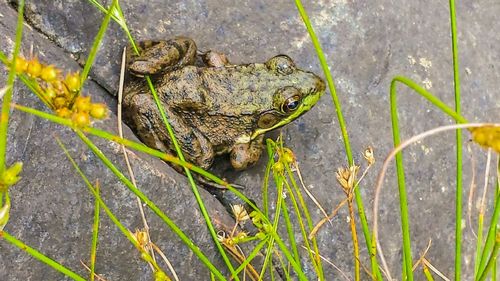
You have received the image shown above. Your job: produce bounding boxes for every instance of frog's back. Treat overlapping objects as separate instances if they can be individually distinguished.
[152,66,260,151]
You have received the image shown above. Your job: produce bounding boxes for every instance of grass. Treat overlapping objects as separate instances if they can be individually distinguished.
[0,0,499,280]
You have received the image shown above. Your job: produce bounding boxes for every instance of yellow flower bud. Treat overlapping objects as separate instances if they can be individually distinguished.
[272,161,284,175]
[89,103,108,119]
[55,108,72,118]
[282,147,295,164]
[471,126,500,152]
[64,72,81,93]
[472,129,487,146]
[53,97,67,109]
[13,56,28,74]
[74,96,91,113]
[1,162,23,186]
[72,112,90,127]
[27,58,43,77]
[493,141,500,153]
[40,65,58,82]
[236,232,248,240]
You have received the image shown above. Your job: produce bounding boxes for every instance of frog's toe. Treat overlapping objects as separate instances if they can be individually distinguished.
[201,50,230,67]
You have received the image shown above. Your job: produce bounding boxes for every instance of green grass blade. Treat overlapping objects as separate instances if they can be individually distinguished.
[80,0,117,84]
[233,238,268,276]
[263,141,310,280]
[284,165,324,279]
[390,77,467,123]
[477,188,500,276]
[475,208,485,276]
[388,76,469,280]
[293,3,381,279]
[257,141,281,280]
[281,188,301,265]
[390,79,414,280]
[87,0,133,45]
[259,155,285,280]
[262,152,273,217]
[448,1,463,279]
[0,231,86,281]
[89,184,100,281]
[269,231,308,281]
[0,0,24,173]
[477,233,500,281]
[11,103,232,187]
[293,0,352,163]
[495,161,500,281]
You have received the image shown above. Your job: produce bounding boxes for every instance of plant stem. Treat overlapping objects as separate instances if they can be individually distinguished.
[80,0,117,84]
[0,0,24,173]
[448,1,463,279]
[89,183,100,281]
[0,231,86,281]
[477,234,500,281]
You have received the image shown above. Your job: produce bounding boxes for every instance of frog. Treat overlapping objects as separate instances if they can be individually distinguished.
[122,37,325,184]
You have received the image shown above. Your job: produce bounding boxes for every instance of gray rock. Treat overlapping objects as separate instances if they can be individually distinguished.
[0,1,237,280]
[2,0,499,280]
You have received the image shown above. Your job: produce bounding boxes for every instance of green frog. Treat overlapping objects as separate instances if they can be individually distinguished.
[123,37,325,178]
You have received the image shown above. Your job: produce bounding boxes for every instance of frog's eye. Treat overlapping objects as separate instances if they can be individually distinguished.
[266,55,295,75]
[282,95,301,113]
[273,86,302,114]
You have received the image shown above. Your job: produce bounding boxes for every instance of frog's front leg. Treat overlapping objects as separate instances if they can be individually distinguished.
[127,37,197,77]
[230,135,265,170]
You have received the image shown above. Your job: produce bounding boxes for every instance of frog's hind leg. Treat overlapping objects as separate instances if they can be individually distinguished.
[127,37,197,77]
[122,89,214,170]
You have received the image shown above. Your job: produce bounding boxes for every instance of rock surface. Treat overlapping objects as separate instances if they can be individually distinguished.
[1,0,499,280]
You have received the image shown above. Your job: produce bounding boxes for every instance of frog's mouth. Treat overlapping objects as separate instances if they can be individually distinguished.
[250,90,324,140]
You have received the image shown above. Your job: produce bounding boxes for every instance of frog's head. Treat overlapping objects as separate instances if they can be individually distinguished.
[250,55,325,140]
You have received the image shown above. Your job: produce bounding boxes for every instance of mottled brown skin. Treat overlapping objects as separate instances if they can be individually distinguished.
[123,37,325,173]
